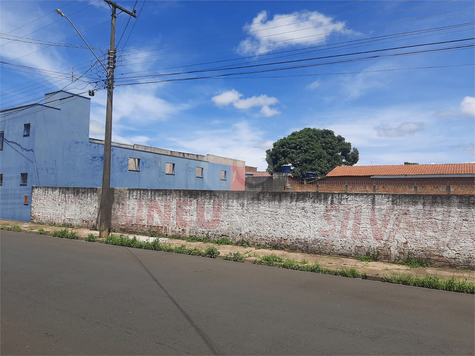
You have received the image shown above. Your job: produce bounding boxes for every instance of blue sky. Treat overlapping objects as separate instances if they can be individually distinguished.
[1,0,474,169]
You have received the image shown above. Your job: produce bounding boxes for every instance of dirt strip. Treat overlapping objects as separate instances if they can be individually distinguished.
[2,218,473,283]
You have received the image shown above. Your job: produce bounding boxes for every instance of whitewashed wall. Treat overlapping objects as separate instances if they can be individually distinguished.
[32,187,475,267]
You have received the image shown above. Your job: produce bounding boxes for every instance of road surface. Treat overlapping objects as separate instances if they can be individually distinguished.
[1,231,474,355]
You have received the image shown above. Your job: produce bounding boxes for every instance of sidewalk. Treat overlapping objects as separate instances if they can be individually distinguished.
[1,219,474,284]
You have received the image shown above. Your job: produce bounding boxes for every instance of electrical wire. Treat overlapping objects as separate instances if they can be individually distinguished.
[117,0,458,62]
[118,4,473,68]
[114,44,474,86]
[115,38,475,82]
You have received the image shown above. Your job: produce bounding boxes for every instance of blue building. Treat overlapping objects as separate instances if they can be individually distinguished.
[0,91,246,221]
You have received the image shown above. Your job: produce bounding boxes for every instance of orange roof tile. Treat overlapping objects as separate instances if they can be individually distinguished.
[326,163,475,177]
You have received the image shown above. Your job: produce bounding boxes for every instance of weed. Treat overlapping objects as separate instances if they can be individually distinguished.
[358,251,380,262]
[215,237,233,245]
[224,252,245,262]
[282,258,301,270]
[381,274,474,294]
[186,236,211,243]
[395,257,431,268]
[204,246,220,258]
[52,229,78,239]
[148,230,160,238]
[300,259,309,265]
[239,239,251,247]
[2,225,23,232]
[85,234,96,242]
[37,228,50,235]
[254,254,285,267]
[104,234,220,259]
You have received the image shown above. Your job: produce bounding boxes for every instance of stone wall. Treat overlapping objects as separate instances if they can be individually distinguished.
[31,187,475,267]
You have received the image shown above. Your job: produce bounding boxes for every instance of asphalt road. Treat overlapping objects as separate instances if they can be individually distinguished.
[1,231,474,355]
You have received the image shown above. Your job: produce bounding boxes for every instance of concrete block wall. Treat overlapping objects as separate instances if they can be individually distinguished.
[31,187,475,267]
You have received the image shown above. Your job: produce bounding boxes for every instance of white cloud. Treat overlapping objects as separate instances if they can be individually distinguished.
[260,105,281,117]
[89,85,187,144]
[238,10,349,56]
[212,89,242,106]
[461,96,475,117]
[91,85,188,125]
[339,62,394,100]
[233,95,278,109]
[212,89,280,117]
[168,121,270,170]
[306,81,320,90]
[375,122,425,137]
[0,4,68,96]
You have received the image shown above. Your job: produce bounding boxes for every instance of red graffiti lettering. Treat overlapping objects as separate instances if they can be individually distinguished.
[196,200,222,229]
[319,205,339,237]
[370,206,393,242]
[388,208,415,244]
[119,201,134,226]
[351,205,365,241]
[176,199,193,228]
[147,199,172,226]
[448,209,475,246]
[135,198,145,226]
[339,205,351,238]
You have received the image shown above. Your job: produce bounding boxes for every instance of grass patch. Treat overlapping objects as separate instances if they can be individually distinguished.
[253,254,367,279]
[395,257,431,269]
[36,228,50,235]
[186,236,211,243]
[224,252,245,262]
[103,234,220,259]
[1,225,23,232]
[358,251,380,262]
[382,274,474,294]
[52,229,78,239]
[85,234,96,242]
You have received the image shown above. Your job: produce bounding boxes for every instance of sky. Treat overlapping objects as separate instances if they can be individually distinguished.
[0,0,474,170]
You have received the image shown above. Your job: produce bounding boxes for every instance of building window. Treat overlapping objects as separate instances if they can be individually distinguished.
[166,162,175,175]
[24,195,29,205]
[0,174,3,186]
[0,131,4,150]
[20,173,28,186]
[220,170,227,180]
[196,167,203,178]
[128,157,140,171]
[23,124,30,137]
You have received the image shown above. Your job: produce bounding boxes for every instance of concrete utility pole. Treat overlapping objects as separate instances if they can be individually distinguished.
[99,0,137,237]
[56,2,136,237]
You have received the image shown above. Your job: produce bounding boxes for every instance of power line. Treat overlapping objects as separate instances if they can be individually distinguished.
[117,0,416,61]
[115,38,475,82]
[114,44,474,86]
[118,4,473,68]
[116,22,474,77]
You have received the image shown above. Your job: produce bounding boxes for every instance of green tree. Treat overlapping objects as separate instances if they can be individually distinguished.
[266,128,359,180]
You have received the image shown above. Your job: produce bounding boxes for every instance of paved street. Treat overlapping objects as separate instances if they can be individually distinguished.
[1,231,474,355]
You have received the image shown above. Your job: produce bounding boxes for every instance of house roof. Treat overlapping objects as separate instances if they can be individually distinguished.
[246,171,272,177]
[326,163,475,177]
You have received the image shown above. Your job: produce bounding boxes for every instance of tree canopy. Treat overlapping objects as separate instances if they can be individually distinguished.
[266,128,359,180]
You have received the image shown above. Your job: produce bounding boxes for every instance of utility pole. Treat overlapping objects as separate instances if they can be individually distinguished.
[56,1,136,238]
[99,0,137,237]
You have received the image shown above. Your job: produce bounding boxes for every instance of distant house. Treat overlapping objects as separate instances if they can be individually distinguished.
[325,163,475,185]
[0,90,246,221]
